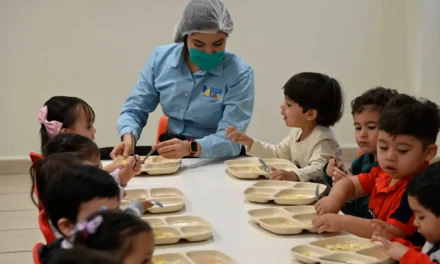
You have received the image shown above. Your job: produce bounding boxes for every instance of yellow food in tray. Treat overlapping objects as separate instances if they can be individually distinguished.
[303,252,310,257]
[253,193,270,196]
[154,232,174,238]
[230,166,259,173]
[279,195,308,199]
[325,243,369,250]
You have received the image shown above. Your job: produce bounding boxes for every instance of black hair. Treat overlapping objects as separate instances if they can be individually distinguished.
[40,96,95,152]
[34,155,120,235]
[351,86,399,115]
[51,247,122,264]
[72,210,152,260]
[43,133,100,161]
[30,152,89,208]
[283,72,344,127]
[378,94,440,147]
[407,161,440,216]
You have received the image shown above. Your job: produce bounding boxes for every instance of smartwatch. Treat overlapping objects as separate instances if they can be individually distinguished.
[189,141,198,155]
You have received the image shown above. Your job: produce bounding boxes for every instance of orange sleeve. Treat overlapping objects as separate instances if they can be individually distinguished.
[400,248,436,264]
[357,167,378,195]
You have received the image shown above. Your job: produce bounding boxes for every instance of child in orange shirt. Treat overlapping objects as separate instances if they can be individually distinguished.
[372,162,440,263]
[313,94,440,247]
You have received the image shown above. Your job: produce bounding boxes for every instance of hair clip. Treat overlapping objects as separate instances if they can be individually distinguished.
[38,105,63,138]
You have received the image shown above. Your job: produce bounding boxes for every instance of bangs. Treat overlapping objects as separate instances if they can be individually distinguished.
[75,102,95,125]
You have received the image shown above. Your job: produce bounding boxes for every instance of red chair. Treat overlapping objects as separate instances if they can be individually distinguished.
[32,243,43,264]
[30,152,44,211]
[38,210,56,244]
[156,116,169,144]
[29,152,43,165]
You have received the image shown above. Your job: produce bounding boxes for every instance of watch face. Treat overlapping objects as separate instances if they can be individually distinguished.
[190,141,198,153]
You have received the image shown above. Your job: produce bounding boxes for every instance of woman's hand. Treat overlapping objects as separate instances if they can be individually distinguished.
[153,138,191,159]
[225,127,253,147]
[110,134,134,159]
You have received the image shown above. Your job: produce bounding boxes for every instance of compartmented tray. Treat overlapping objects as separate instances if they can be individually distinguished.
[244,180,326,205]
[144,215,213,245]
[291,235,394,264]
[153,250,238,264]
[225,158,298,179]
[121,188,185,214]
[248,206,317,234]
[114,156,181,175]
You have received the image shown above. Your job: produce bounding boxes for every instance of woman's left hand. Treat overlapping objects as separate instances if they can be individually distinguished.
[153,139,190,159]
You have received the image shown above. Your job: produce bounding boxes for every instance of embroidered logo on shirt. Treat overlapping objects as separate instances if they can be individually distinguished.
[201,86,222,100]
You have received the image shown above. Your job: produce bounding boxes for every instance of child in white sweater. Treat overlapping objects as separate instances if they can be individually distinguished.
[226,72,343,182]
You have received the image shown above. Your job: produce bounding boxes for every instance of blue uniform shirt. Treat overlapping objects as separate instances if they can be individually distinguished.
[117,43,255,158]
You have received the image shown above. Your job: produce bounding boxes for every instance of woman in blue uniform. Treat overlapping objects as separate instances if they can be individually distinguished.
[111,0,254,159]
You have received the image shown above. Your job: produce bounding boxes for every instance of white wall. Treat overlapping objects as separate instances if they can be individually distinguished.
[0,0,436,157]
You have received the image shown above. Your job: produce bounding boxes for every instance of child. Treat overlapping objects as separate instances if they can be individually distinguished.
[35,154,151,263]
[323,87,398,218]
[70,210,154,264]
[37,96,140,184]
[313,94,440,247]
[372,162,440,263]
[226,72,343,182]
[51,247,122,264]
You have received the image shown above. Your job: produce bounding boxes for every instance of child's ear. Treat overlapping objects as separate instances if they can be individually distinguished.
[424,144,437,162]
[58,218,75,237]
[306,109,318,121]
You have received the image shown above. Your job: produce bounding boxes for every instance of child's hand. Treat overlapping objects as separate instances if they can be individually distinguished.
[312,214,343,233]
[138,199,154,212]
[102,160,120,173]
[119,155,141,186]
[326,159,338,176]
[332,167,353,183]
[269,168,299,181]
[371,219,392,241]
[225,127,253,147]
[371,234,408,261]
[315,196,342,215]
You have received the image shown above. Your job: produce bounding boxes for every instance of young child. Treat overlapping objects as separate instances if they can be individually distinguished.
[313,94,440,247]
[51,247,122,264]
[372,162,440,263]
[323,87,398,218]
[35,154,151,263]
[226,72,343,182]
[70,210,154,264]
[37,96,140,184]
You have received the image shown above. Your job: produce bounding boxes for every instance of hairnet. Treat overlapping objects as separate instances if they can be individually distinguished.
[174,0,234,43]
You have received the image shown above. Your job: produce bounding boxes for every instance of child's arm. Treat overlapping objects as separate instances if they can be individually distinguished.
[226,126,292,159]
[315,176,367,215]
[295,139,339,182]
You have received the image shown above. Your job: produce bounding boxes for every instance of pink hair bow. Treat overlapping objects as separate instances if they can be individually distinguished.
[38,105,63,138]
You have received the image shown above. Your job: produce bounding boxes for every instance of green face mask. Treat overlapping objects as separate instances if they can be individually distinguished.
[189,48,225,71]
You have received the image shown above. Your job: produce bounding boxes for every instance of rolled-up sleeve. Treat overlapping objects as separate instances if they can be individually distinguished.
[197,67,255,158]
[117,51,159,140]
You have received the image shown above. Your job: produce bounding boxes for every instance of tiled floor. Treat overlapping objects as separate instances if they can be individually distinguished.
[0,174,43,264]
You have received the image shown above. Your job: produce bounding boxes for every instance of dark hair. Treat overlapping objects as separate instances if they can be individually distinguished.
[30,152,89,208]
[407,162,440,216]
[43,133,100,160]
[378,94,440,147]
[51,247,122,264]
[283,72,344,127]
[40,96,95,152]
[34,155,120,234]
[351,86,399,115]
[72,210,152,259]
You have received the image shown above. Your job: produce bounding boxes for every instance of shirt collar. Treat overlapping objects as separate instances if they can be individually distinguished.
[171,43,224,76]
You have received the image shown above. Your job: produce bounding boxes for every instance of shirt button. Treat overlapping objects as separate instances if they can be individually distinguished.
[180,109,184,113]
[184,93,188,96]
[205,154,208,157]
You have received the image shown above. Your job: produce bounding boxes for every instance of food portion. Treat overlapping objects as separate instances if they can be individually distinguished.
[230,166,260,173]
[153,261,183,264]
[154,232,175,238]
[279,195,308,199]
[252,193,271,196]
[272,218,299,227]
[325,243,369,251]
[193,257,228,264]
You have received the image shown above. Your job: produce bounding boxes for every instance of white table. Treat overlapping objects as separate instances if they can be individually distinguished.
[105,158,325,264]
